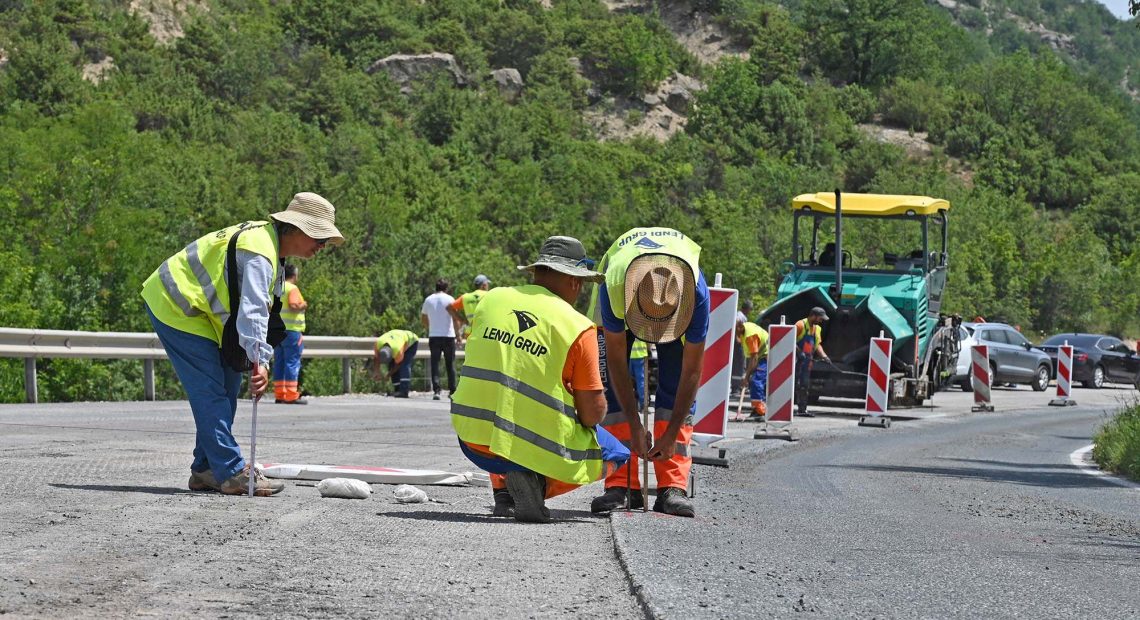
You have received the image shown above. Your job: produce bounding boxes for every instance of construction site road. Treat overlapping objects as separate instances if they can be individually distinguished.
[0,383,1137,618]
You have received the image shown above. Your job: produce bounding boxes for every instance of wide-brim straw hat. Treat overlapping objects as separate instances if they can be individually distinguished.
[517,236,604,282]
[269,192,344,245]
[624,254,695,344]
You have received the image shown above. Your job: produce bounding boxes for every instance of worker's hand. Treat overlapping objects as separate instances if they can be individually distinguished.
[250,364,269,400]
[647,426,680,461]
[627,420,652,458]
[821,355,831,364]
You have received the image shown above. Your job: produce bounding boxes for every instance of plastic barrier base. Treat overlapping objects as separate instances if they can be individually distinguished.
[971,403,995,412]
[858,416,891,428]
[754,424,798,442]
[1048,398,1078,407]
[691,446,729,468]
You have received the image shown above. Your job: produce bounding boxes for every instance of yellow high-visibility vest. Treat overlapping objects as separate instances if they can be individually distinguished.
[451,284,603,484]
[141,221,278,345]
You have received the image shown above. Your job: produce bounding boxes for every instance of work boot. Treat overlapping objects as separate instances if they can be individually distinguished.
[653,487,695,518]
[590,486,644,513]
[433,392,441,401]
[492,489,515,518]
[505,470,550,523]
[219,465,285,496]
[275,398,308,405]
[188,469,220,492]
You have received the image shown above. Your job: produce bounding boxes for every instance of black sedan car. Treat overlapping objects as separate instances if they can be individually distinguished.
[1039,333,1140,389]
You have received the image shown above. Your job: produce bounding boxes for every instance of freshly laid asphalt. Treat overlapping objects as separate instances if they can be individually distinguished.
[0,384,1137,618]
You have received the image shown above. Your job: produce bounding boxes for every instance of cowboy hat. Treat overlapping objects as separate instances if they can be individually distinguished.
[624,254,695,343]
[269,192,344,245]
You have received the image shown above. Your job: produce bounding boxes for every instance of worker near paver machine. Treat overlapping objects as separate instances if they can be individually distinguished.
[141,192,343,496]
[737,320,769,418]
[451,236,630,523]
[448,274,492,346]
[273,263,308,405]
[588,227,709,518]
[795,307,830,417]
[374,329,420,398]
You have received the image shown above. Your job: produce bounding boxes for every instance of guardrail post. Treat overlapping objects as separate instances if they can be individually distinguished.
[341,357,352,394]
[143,359,155,401]
[24,357,38,404]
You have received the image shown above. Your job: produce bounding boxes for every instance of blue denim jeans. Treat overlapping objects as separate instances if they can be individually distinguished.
[147,306,245,483]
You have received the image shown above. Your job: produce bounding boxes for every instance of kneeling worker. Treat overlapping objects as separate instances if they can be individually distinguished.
[374,329,420,398]
[737,320,769,417]
[451,236,630,523]
[589,227,709,518]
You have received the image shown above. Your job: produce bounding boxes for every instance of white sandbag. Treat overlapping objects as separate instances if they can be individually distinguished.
[316,477,372,499]
[393,484,429,503]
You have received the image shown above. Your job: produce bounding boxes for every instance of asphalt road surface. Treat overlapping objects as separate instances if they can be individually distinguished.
[0,384,1136,618]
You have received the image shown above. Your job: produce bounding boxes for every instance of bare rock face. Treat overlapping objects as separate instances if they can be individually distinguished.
[659,72,704,115]
[82,56,115,84]
[366,53,468,93]
[128,0,206,45]
[490,68,523,102]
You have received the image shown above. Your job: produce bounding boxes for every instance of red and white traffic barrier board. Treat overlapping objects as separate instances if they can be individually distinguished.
[261,463,490,486]
[858,336,893,428]
[970,344,994,412]
[693,284,738,447]
[765,320,796,424]
[1049,343,1077,406]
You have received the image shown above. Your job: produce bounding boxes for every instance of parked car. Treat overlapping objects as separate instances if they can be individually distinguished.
[1038,333,1140,390]
[950,322,1051,391]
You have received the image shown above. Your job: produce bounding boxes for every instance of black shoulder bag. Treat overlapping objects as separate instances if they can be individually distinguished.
[220,228,288,372]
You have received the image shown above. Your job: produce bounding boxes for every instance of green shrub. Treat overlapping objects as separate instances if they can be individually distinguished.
[1092,401,1140,482]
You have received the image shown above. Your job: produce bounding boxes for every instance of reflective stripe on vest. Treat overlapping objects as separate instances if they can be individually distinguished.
[586,227,702,325]
[280,281,306,332]
[601,407,693,427]
[450,284,602,485]
[141,221,278,345]
[613,436,691,458]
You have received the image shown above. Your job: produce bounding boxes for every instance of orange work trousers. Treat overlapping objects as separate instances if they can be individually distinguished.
[602,417,692,491]
[474,448,617,500]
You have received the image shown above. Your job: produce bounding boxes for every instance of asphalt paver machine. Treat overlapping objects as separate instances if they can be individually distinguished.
[757,191,961,407]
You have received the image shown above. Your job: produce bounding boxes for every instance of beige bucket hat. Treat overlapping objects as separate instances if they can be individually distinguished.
[269,192,344,245]
[624,254,696,344]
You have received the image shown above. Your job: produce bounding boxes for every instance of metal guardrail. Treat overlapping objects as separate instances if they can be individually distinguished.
[0,328,462,403]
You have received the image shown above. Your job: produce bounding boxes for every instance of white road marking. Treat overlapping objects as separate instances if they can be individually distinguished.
[1068,444,1140,490]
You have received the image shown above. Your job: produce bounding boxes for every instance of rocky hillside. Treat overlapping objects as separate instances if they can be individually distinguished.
[2,0,1140,402]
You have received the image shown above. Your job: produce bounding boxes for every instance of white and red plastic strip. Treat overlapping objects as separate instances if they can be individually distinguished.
[864,336,892,416]
[692,285,738,446]
[971,344,993,410]
[765,321,796,424]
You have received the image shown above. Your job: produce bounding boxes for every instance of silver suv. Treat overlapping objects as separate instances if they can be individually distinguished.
[953,322,1052,391]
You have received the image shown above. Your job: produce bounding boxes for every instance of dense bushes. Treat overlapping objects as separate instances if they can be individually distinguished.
[1,0,1140,401]
[1093,401,1140,482]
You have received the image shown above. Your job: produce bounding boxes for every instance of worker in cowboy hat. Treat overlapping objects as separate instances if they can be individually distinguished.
[451,235,630,522]
[586,227,709,518]
[141,192,343,496]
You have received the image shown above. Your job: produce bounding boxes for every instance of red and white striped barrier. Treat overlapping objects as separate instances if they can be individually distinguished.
[858,335,892,428]
[692,282,738,449]
[1049,343,1077,406]
[261,462,490,486]
[970,344,994,412]
[756,317,797,440]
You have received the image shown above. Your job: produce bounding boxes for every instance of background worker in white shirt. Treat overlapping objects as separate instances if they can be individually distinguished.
[422,278,461,400]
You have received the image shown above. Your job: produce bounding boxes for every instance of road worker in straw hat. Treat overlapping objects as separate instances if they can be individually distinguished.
[451,236,630,522]
[141,192,343,496]
[587,227,709,517]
